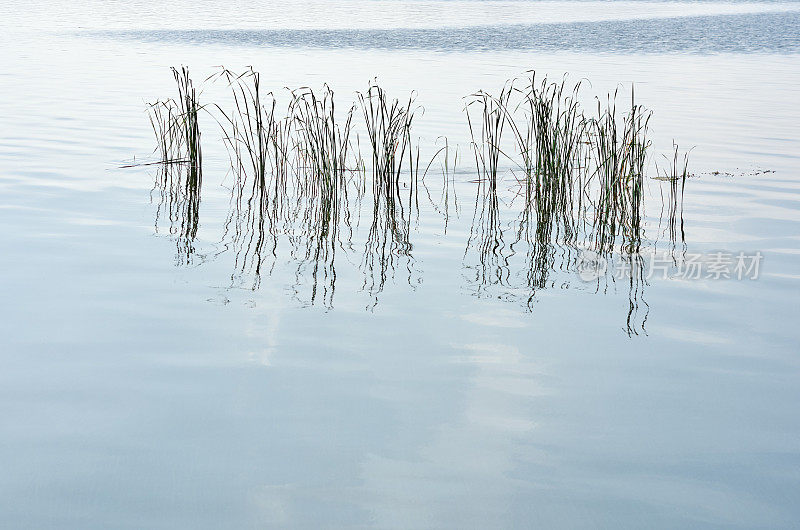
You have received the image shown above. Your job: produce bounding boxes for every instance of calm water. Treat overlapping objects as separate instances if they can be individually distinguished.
[1,1,800,528]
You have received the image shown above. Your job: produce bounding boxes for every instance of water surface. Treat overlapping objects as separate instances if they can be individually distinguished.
[1,1,799,528]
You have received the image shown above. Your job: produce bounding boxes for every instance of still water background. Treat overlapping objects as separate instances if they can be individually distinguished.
[1,0,800,527]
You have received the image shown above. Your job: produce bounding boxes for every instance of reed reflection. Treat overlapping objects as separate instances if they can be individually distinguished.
[463,88,512,292]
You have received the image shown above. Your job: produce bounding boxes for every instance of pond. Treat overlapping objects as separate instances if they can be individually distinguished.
[1,1,799,527]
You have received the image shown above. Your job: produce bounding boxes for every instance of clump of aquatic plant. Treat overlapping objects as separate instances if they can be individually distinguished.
[292,84,357,182]
[462,83,516,291]
[587,88,651,254]
[147,66,203,169]
[508,74,588,183]
[172,66,203,173]
[359,81,417,183]
[147,101,182,165]
[462,84,514,294]
[209,67,290,282]
[147,66,204,263]
[464,74,590,270]
[209,70,364,301]
[460,73,661,320]
[465,84,513,185]
[656,141,691,254]
[358,81,420,302]
[507,74,590,293]
[289,84,364,306]
[516,74,588,243]
[212,68,288,189]
[464,74,589,295]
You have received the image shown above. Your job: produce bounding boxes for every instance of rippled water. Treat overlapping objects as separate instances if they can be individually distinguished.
[2,1,800,528]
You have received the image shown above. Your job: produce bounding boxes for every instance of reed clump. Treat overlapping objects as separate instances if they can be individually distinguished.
[293,84,356,182]
[147,66,204,263]
[291,85,360,305]
[511,74,590,292]
[140,66,689,320]
[465,84,513,186]
[506,73,588,233]
[587,89,651,254]
[358,82,420,301]
[463,75,655,258]
[656,142,691,253]
[145,67,428,305]
[208,68,286,281]
[359,80,419,238]
[147,67,203,168]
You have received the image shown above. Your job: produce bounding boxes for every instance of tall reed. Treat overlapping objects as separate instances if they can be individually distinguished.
[148,66,203,263]
[139,66,682,322]
[358,81,419,300]
[587,88,651,254]
[210,67,289,281]
[657,142,690,255]
[465,84,513,186]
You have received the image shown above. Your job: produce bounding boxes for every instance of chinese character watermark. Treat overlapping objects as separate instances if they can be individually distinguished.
[577,250,763,282]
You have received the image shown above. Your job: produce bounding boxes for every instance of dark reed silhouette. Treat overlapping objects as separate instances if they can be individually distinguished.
[148,66,203,263]
[138,66,695,333]
[656,142,691,259]
[358,81,420,304]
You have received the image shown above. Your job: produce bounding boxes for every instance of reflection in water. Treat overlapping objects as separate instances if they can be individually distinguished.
[594,252,650,336]
[152,162,202,264]
[142,67,696,332]
[464,173,509,293]
[623,253,649,336]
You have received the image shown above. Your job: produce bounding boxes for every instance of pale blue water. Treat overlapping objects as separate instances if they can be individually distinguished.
[103,12,800,53]
[1,1,800,528]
